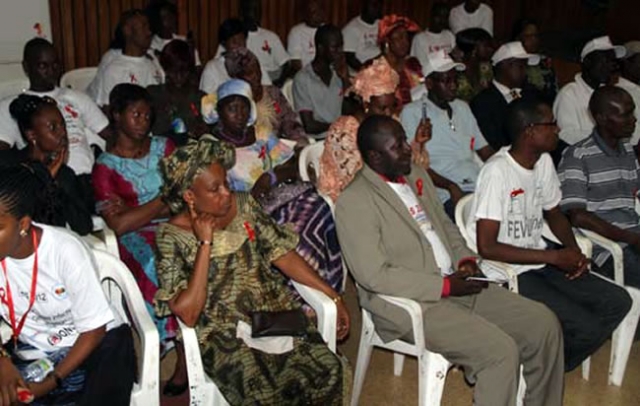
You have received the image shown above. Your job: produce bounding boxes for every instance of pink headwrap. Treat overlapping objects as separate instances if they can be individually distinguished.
[351,58,400,103]
[378,14,420,44]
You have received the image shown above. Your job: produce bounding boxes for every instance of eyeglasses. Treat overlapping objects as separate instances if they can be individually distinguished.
[528,120,558,128]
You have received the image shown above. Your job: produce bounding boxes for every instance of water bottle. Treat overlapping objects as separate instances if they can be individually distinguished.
[22,358,54,383]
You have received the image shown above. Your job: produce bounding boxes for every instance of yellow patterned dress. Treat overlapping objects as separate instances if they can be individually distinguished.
[154,193,350,405]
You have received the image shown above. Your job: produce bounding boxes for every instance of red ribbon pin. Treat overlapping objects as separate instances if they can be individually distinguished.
[243,222,256,242]
[416,179,424,196]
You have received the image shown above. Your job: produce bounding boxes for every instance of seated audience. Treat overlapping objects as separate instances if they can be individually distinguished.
[0,166,134,405]
[449,0,493,35]
[553,36,626,145]
[374,15,423,106]
[287,0,326,70]
[470,41,541,151]
[0,38,109,179]
[318,59,431,201]
[213,0,292,86]
[91,84,185,395]
[453,28,494,101]
[148,40,209,146]
[200,18,271,95]
[88,9,164,107]
[468,97,632,372]
[336,114,564,406]
[512,18,558,103]
[401,51,494,219]
[146,0,201,66]
[293,25,349,137]
[155,139,350,404]
[342,0,382,71]
[618,41,640,146]
[203,79,345,293]
[0,95,93,235]
[558,86,640,288]
[411,3,456,68]
[224,48,307,145]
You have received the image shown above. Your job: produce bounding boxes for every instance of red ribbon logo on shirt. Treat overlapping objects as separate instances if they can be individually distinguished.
[64,105,78,119]
[129,74,138,84]
[243,222,256,242]
[258,145,267,161]
[510,188,525,198]
[273,101,281,115]
[262,40,272,54]
[189,102,200,117]
[470,136,475,151]
[416,179,424,196]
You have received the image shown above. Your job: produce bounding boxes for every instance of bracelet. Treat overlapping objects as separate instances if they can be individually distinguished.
[197,240,212,247]
[332,295,343,304]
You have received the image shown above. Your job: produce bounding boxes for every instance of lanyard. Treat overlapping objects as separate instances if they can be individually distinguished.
[0,229,39,347]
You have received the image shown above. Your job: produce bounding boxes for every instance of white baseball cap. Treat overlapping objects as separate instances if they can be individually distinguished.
[624,41,640,59]
[491,41,540,66]
[422,50,466,78]
[580,36,626,61]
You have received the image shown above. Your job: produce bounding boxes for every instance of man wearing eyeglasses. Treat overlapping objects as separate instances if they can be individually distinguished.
[559,86,640,289]
[466,97,632,372]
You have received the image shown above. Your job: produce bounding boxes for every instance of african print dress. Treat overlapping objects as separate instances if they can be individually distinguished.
[216,128,345,294]
[92,136,178,346]
[154,194,350,405]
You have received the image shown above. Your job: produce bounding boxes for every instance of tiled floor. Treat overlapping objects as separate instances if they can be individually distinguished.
[159,279,640,405]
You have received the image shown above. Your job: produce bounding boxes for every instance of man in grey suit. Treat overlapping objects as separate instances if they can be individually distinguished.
[335,115,564,406]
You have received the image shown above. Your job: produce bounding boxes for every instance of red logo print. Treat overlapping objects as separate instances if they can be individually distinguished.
[510,188,525,198]
[258,145,267,160]
[129,74,138,84]
[273,101,281,115]
[262,40,272,54]
[64,105,78,119]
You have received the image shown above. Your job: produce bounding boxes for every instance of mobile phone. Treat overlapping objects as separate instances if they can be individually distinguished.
[466,276,506,284]
[421,93,428,121]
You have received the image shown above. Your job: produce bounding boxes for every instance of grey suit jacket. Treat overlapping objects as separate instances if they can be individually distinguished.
[335,164,475,341]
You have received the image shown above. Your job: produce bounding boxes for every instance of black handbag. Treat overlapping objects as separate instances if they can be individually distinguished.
[250,309,308,338]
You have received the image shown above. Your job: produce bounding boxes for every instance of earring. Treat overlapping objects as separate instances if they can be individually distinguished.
[19,229,27,237]
[31,139,36,146]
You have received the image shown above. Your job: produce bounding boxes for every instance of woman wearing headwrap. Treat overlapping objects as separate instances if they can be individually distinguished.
[201,79,344,294]
[373,15,424,106]
[155,137,350,405]
[224,47,308,146]
[317,59,431,201]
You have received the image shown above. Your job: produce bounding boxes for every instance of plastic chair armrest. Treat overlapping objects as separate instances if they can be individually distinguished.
[376,294,425,349]
[291,281,337,353]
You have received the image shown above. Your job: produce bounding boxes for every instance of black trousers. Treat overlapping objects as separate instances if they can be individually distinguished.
[518,265,632,371]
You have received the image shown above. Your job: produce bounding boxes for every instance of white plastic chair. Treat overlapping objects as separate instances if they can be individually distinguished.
[576,228,640,386]
[60,67,98,92]
[282,79,295,110]
[82,216,120,258]
[351,293,450,406]
[179,280,338,406]
[91,249,160,406]
[298,140,325,183]
[455,194,595,380]
[0,78,29,101]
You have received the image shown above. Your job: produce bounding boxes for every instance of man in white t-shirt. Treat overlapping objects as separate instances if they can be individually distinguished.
[287,0,326,71]
[553,36,627,145]
[336,114,564,406]
[200,18,272,95]
[411,3,456,68]
[88,10,164,107]
[342,0,382,71]
[449,0,493,35]
[468,97,632,372]
[0,38,109,177]
[146,1,201,66]
[618,41,640,145]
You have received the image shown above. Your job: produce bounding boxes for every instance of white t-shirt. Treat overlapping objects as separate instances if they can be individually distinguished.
[287,23,317,67]
[0,224,113,354]
[215,27,290,80]
[199,55,272,95]
[386,181,453,276]
[449,3,494,35]
[0,87,108,175]
[410,30,456,69]
[342,16,380,64]
[466,147,561,276]
[149,34,202,66]
[88,53,164,106]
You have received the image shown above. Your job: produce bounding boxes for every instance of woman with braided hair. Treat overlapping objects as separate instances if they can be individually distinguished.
[0,94,93,235]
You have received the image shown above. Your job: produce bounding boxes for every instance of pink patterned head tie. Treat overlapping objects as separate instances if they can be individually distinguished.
[351,58,400,103]
[378,14,421,44]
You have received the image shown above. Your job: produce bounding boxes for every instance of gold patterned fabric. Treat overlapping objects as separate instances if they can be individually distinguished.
[154,193,350,405]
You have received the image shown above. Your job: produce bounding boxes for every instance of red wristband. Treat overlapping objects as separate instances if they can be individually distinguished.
[457,256,477,268]
[441,277,451,298]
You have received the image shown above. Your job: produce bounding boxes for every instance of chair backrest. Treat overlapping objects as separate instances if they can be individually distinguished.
[298,140,325,183]
[282,79,295,110]
[60,67,98,92]
[0,78,29,101]
[454,193,475,247]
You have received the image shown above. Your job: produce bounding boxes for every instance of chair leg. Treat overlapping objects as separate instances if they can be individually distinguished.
[393,354,405,376]
[419,351,449,406]
[582,357,591,381]
[351,326,374,406]
[609,287,640,386]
